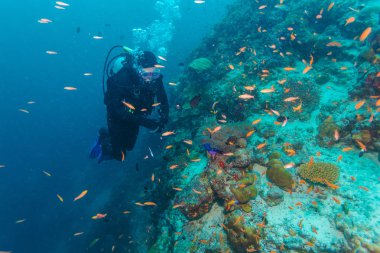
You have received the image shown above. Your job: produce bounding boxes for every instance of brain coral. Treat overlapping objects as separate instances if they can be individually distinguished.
[298,162,339,184]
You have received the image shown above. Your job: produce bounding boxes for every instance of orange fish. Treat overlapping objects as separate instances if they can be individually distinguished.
[173,203,184,209]
[355,100,366,110]
[303,65,312,74]
[64,86,77,91]
[306,186,313,194]
[350,176,356,181]
[355,139,367,151]
[327,2,335,11]
[284,97,299,102]
[121,151,125,161]
[369,114,374,123]
[74,190,88,201]
[293,102,302,112]
[337,155,343,162]
[359,27,372,42]
[260,86,275,93]
[316,151,321,156]
[332,197,341,204]
[144,202,157,206]
[244,85,256,91]
[256,142,266,149]
[162,131,175,136]
[342,147,353,152]
[324,179,339,189]
[238,94,255,100]
[251,119,261,125]
[258,5,267,9]
[92,213,107,220]
[122,101,135,110]
[228,64,234,70]
[334,129,339,141]
[376,99,380,106]
[246,130,255,138]
[169,164,179,170]
[311,201,318,206]
[298,219,304,230]
[285,149,296,156]
[326,41,341,47]
[358,186,369,191]
[307,156,314,169]
[192,189,202,194]
[284,67,296,71]
[345,17,355,26]
[183,139,193,145]
[271,109,280,116]
[284,162,295,169]
[299,179,306,184]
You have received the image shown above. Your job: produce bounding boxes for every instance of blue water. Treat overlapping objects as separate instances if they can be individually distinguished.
[0,0,232,252]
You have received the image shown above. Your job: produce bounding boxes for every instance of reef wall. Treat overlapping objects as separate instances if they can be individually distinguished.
[148,0,380,252]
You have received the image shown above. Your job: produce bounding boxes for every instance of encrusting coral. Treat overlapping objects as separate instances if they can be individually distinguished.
[298,162,340,184]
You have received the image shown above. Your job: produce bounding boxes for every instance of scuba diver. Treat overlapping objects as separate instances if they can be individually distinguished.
[90,46,169,162]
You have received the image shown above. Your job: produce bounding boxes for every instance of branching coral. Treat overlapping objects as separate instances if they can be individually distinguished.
[298,162,340,184]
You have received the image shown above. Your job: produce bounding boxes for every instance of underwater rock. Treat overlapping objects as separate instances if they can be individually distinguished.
[352,129,372,145]
[227,148,253,168]
[205,123,252,154]
[225,213,262,253]
[176,172,214,220]
[298,162,340,184]
[236,138,247,148]
[189,57,213,73]
[263,186,284,207]
[317,117,340,147]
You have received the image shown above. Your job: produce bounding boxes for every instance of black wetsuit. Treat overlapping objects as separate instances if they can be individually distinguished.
[104,57,169,161]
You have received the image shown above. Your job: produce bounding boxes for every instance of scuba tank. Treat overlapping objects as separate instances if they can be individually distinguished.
[102,46,139,95]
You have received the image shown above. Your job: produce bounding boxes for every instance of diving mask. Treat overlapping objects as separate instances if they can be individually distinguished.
[139,67,161,82]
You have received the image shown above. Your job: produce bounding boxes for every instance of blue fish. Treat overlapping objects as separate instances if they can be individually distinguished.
[203,143,222,157]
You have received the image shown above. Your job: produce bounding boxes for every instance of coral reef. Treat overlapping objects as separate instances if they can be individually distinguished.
[225,214,262,253]
[266,154,295,191]
[176,172,214,220]
[146,0,380,252]
[298,162,340,184]
[318,117,341,147]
